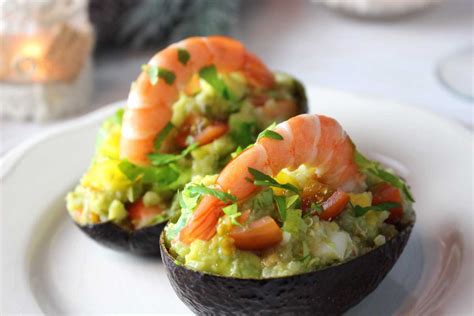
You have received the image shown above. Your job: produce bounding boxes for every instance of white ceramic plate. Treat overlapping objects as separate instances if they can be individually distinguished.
[1,87,472,315]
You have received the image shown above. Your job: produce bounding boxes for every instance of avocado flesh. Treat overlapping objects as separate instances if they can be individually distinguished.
[160,220,414,314]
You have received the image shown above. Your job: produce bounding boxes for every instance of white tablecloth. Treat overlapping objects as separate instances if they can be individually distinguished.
[1,0,472,156]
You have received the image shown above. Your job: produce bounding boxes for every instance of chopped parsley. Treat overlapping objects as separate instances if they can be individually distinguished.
[112,108,124,124]
[143,64,176,85]
[153,122,174,150]
[248,168,299,194]
[148,143,198,166]
[355,151,415,202]
[199,65,235,101]
[351,202,400,217]
[304,202,323,217]
[177,48,190,65]
[229,119,257,148]
[257,123,283,141]
[118,160,179,186]
[187,184,237,204]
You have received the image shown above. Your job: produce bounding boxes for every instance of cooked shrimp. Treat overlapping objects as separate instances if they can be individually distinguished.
[120,36,275,165]
[179,114,366,243]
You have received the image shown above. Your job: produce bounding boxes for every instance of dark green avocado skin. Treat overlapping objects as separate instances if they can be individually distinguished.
[78,221,165,256]
[161,222,414,315]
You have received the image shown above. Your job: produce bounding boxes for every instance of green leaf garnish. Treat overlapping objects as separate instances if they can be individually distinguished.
[199,65,235,101]
[274,195,287,222]
[248,168,299,194]
[257,123,283,141]
[351,202,400,217]
[148,143,198,166]
[153,122,174,150]
[187,184,237,204]
[309,202,323,216]
[112,108,124,125]
[143,65,176,85]
[177,48,190,65]
[355,151,415,202]
[222,203,242,227]
[118,160,179,185]
[229,119,258,148]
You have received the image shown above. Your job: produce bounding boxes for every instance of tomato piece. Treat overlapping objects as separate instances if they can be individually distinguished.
[175,115,196,148]
[300,180,334,212]
[371,182,403,223]
[319,189,350,220]
[237,210,251,225]
[128,199,163,229]
[251,94,270,107]
[230,216,282,251]
[194,122,228,146]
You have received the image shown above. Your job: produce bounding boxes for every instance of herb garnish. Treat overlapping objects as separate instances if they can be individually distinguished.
[112,108,124,124]
[351,202,400,217]
[153,122,174,150]
[355,152,415,202]
[148,143,198,166]
[118,160,179,185]
[143,65,176,85]
[199,65,235,101]
[248,168,299,194]
[177,48,190,65]
[222,203,242,226]
[257,123,283,141]
[274,194,300,222]
[187,184,237,204]
[307,202,323,216]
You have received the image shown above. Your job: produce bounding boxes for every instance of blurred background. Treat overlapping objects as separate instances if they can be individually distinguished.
[0,0,472,155]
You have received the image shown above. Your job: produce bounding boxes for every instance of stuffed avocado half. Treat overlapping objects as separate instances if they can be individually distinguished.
[161,113,415,313]
[66,72,307,256]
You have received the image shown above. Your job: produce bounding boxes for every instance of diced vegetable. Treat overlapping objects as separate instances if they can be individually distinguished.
[128,199,163,229]
[230,216,282,250]
[319,190,350,220]
[371,182,403,222]
[194,122,229,146]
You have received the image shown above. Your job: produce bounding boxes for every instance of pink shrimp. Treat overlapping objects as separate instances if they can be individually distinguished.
[179,114,366,243]
[120,36,275,165]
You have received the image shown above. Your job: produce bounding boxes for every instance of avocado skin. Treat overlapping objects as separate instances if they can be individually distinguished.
[161,222,414,315]
[78,221,165,256]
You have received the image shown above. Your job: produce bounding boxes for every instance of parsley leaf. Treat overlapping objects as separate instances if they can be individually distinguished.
[199,65,236,101]
[257,123,283,141]
[153,122,174,150]
[248,168,299,194]
[274,195,287,221]
[229,119,257,148]
[177,48,190,65]
[112,108,124,125]
[148,143,198,166]
[307,202,323,216]
[351,202,400,217]
[118,160,179,185]
[222,203,242,227]
[355,151,415,202]
[143,65,176,85]
[187,184,237,203]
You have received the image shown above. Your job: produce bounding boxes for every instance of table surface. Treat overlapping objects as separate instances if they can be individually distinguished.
[1,0,472,156]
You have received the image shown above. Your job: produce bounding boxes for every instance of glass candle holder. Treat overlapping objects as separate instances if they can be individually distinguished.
[0,0,94,121]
